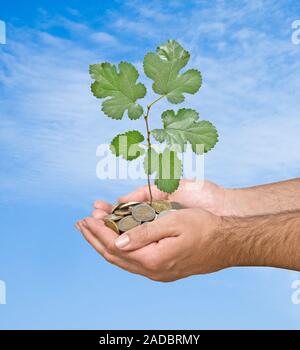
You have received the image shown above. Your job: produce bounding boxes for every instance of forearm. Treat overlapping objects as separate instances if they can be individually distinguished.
[224,178,300,216]
[221,210,300,271]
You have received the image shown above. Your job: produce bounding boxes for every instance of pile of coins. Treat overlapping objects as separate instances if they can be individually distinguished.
[104,200,184,234]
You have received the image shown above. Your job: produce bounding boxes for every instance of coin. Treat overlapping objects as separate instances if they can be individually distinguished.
[118,215,140,232]
[150,200,172,213]
[114,208,131,216]
[132,203,156,222]
[111,203,122,213]
[104,214,122,221]
[119,201,141,209]
[170,201,184,210]
[157,209,177,219]
[104,218,120,234]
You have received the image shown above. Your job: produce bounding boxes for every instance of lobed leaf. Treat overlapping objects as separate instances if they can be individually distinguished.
[143,147,182,193]
[152,108,218,154]
[110,130,145,161]
[90,62,146,120]
[143,40,202,104]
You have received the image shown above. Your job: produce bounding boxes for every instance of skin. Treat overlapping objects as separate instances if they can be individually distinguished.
[77,208,224,282]
[76,178,300,282]
[116,179,227,216]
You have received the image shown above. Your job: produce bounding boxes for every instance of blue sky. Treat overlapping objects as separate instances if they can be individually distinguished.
[1,0,300,329]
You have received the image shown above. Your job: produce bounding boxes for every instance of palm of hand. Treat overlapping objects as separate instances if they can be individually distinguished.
[117,179,226,216]
[81,179,227,282]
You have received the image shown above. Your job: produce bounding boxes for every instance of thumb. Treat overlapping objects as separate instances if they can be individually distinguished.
[114,216,177,251]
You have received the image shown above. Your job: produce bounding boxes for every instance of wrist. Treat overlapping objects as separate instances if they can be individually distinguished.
[222,187,266,217]
[218,211,300,270]
[222,188,245,216]
[218,214,272,268]
[218,215,258,268]
[206,213,235,270]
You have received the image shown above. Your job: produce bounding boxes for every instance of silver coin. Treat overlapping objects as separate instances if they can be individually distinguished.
[104,218,120,234]
[132,203,156,222]
[119,201,141,209]
[118,215,140,232]
[104,214,122,221]
[150,200,172,213]
[114,208,131,216]
[111,203,123,213]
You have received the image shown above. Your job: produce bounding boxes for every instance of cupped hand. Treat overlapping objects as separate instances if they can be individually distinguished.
[76,207,229,282]
[117,179,227,215]
[92,179,227,220]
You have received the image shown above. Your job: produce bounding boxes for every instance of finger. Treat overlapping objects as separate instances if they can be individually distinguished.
[81,217,162,269]
[77,220,106,255]
[118,185,167,203]
[92,209,107,220]
[81,217,134,258]
[78,221,144,275]
[114,213,180,251]
[93,200,112,212]
[75,221,81,231]
[81,218,178,282]
[103,253,149,276]
[82,217,119,253]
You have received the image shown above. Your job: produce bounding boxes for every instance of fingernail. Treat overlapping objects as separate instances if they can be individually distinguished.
[115,234,130,249]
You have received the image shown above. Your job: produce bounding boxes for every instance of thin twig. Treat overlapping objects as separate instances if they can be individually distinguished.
[143,95,165,204]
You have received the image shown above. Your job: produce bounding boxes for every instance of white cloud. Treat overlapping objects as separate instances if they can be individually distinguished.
[0,28,120,203]
[90,31,117,44]
[66,7,81,17]
[39,14,120,49]
[0,1,300,204]
[58,17,88,33]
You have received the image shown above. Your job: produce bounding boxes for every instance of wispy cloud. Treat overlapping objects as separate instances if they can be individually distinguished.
[0,0,300,205]
[90,31,117,44]
[108,0,300,186]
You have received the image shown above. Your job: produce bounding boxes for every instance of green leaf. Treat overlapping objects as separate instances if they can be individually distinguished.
[143,147,182,193]
[110,131,145,161]
[143,40,202,104]
[90,62,146,120]
[152,108,218,154]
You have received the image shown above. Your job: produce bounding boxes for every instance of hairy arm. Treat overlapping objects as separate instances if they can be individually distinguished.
[221,210,300,271]
[79,205,300,282]
[224,178,300,216]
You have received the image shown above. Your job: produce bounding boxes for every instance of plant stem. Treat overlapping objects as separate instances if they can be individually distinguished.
[147,95,164,109]
[143,95,165,204]
[144,107,153,204]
